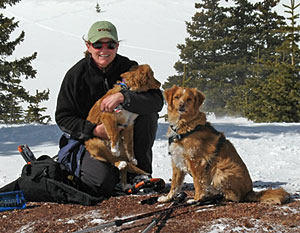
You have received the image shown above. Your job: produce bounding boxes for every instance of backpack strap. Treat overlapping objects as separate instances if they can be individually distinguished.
[57,134,85,178]
[46,179,103,205]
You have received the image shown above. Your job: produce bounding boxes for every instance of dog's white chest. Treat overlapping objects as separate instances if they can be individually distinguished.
[116,107,138,127]
[169,143,188,172]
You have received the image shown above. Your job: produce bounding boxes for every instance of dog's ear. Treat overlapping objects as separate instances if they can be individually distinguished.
[120,65,141,89]
[164,85,178,106]
[145,65,161,89]
[137,65,150,87]
[192,88,205,109]
[120,65,139,81]
[120,70,129,80]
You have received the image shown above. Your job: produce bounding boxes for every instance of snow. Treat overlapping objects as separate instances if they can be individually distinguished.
[1,116,300,199]
[0,0,299,231]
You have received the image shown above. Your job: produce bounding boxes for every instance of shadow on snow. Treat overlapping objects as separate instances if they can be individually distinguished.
[0,124,62,156]
[1,121,299,156]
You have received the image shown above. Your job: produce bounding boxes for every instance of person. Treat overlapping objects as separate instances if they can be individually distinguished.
[55,21,163,198]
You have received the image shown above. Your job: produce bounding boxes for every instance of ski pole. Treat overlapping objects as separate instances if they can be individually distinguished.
[142,192,187,233]
[74,193,223,233]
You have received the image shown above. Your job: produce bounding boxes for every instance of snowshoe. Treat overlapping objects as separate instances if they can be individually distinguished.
[125,176,165,195]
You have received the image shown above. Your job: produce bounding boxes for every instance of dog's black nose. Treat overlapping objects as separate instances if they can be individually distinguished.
[179,104,185,112]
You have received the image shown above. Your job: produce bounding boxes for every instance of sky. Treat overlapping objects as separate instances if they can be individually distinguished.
[2,0,299,121]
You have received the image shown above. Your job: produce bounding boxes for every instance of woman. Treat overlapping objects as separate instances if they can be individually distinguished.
[55,21,163,197]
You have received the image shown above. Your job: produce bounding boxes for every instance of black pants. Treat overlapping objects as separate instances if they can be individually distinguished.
[133,113,158,174]
[79,113,158,197]
[79,151,120,197]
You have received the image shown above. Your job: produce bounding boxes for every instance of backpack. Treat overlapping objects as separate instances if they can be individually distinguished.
[0,155,102,205]
[57,134,86,178]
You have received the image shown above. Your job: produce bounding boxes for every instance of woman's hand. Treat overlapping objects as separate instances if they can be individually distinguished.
[93,124,109,139]
[100,92,124,112]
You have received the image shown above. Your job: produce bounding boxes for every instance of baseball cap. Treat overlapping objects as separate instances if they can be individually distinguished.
[87,21,118,43]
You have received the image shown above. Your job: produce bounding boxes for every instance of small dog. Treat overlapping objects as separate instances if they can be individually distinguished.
[158,85,289,204]
[85,64,161,190]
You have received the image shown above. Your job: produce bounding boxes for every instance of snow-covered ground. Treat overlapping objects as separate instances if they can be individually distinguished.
[1,115,300,200]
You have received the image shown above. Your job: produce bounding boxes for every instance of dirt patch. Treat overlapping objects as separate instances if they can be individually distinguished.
[1,190,299,233]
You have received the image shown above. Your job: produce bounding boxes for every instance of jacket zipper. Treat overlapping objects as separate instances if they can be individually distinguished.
[102,68,110,91]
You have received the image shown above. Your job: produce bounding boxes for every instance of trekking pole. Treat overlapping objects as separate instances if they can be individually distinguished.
[74,193,224,233]
[142,192,187,233]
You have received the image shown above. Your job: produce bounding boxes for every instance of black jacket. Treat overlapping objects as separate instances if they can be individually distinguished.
[55,54,163,140]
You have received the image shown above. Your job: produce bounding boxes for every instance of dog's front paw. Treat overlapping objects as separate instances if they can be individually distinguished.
[118,161,127,170]
[187,199,197,204]
[158,195,172,203]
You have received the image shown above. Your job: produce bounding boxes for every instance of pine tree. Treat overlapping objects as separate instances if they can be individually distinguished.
[163,0,234,116]
[24,89,51,124]
[236,0,300,122]
[0,0,51,124]
[95,3,101,13]
[163,0,286,117]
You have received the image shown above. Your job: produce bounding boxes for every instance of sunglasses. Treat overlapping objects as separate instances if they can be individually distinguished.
[91,40,118,50]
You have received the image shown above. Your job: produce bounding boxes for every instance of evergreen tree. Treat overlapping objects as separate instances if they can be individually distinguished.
[24,89,51,124]
[236,0,300,122]
[95,3,101,13]
[163,0,286,117]
[163,0,234,116]
[0,0,51,124]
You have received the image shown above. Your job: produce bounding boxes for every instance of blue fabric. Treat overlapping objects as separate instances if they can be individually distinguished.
[57,134,85,177]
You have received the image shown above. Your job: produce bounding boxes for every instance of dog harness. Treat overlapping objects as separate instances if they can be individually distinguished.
[168,124,207,145]
[168,123,226,161]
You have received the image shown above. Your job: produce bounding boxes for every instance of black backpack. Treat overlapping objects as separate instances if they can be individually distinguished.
[0,155,102,206]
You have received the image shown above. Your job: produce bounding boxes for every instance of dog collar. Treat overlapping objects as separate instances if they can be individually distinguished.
[117,82,129,91]
[168,124,207,145]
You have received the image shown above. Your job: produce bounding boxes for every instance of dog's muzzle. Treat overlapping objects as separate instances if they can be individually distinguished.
[178,104,185,112]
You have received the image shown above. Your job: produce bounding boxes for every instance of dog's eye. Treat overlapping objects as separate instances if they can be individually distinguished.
[174,96,179,99]
[187,98,192,102]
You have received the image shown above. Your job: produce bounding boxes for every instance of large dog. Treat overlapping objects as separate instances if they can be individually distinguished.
[158,85,289,204]
[85,64,161,190]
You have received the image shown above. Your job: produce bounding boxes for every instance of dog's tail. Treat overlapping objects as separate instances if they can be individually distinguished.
[244,187,289,205]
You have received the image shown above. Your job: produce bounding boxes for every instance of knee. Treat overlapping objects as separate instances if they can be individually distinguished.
[80,154,120,197]
[80,166,120,197]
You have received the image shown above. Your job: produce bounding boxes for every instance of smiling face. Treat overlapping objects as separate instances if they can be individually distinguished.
[86,38,119,69]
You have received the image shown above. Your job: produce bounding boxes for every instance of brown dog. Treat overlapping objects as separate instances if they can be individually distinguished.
[85,64,161,190]
[158,85,289,204]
